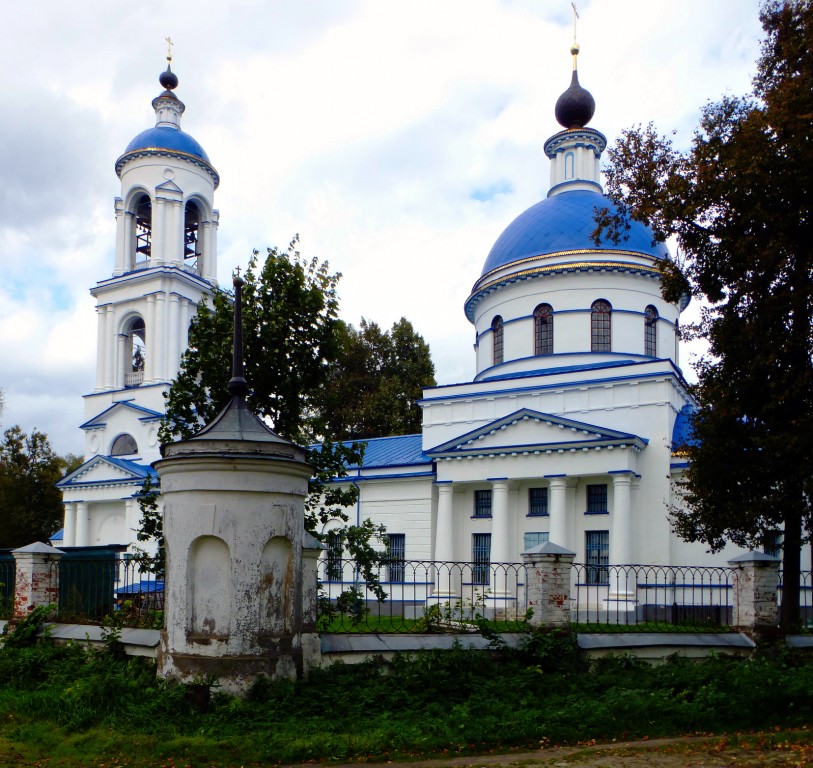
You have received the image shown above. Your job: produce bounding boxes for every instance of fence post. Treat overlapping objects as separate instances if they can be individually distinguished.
[11,542,64,620]
[727,552,780,631]
[522,541,576,627]
[301,532,324,673]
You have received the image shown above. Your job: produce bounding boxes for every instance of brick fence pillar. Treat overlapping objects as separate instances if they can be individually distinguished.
[11,542,64,620]
[727,551,780,630]
[522,541,576,627]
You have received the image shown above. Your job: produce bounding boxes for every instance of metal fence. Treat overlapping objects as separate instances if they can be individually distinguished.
[0,556,15,619]
[48,556,163,626]
[318,559,740,633]
[778,569,813,627]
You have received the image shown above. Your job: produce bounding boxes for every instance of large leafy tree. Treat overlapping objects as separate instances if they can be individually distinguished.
[321,317,436,441]
[596,0,813,630]
[0,427,73,548]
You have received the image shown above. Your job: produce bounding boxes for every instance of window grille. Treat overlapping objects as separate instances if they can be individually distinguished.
[591,300,612,351]
[472,533,491,585]
[645,305,658,357]
[528,487,549,516]
[586,484,608,514]
[386,533,406,583]
[585,530,609,585]
[473,489,493,518]
[534,304,553,355]
[523,531,549,550]
[492,316,504,365]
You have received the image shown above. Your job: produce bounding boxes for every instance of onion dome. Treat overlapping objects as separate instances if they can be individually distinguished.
[554,45,595,129]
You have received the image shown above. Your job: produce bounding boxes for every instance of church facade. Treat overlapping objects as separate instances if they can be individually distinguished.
[59,50,801,586]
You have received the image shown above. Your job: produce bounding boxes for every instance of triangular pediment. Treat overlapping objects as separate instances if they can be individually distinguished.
[155,179,183,194]
[81,401,163,431]
[57,455,155,489]
[427,408,647,457]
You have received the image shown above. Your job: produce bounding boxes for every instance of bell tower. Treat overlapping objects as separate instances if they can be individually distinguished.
[58,55,221,549]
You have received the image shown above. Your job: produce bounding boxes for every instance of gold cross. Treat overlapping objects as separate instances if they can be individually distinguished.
[571,3,579,44]
[234,266,242,278]
[165,36,174,63]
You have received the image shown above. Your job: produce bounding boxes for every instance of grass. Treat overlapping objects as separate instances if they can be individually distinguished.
[0,626,811,766]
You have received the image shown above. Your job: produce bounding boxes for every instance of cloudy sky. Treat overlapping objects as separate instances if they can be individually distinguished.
[0,0,764,456]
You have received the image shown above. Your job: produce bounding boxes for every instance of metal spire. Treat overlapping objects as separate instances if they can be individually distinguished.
[228,268,249,398]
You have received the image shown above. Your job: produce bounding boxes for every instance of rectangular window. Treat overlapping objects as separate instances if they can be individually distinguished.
[585,530,609,585]
[473,489,493,518]
[523,531,549,550]
[325,537,343,582]
[472,533,491,585]
[586,484,608,514]
[528,487,549,516]
[386,533,406,583]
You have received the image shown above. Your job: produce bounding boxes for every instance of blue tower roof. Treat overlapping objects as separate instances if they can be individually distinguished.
[123,126,211,162]
[480,189,668,277]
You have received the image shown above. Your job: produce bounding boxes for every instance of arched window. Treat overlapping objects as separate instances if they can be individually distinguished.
[591,300,612,351]
[124,316,146,387]
[491,316,504,365]
[110,433,138,456]
[184,201,202,273]
[644,305,658,356]
[534,304,554,355]
[133,194,152,268]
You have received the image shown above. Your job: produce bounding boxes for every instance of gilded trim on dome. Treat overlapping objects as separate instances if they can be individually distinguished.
[115,148,220,188]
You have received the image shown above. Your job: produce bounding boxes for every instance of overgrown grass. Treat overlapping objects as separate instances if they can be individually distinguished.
[0,627,811,766]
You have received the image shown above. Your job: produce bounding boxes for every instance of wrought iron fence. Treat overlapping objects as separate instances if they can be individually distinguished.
[778,570,813,628]
[570,563,735,631]
[48,556,163,626]
[0,557,15,619]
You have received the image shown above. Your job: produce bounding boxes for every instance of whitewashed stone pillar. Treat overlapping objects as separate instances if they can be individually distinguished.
[75,502,90,546]
[547,476,569,548]
[728,552,780,629]
[95,308,107,391]
[145,294,156,383]
[63,503,77,548]
[430,482,459,600]
[610,472,635,599]
[522,541,576,627]
[104,305,116,389]
[151,197,166,264]
[11,542,63,619]
[113,197,126,276]
[153,292,166,381]
[116,332,127,389]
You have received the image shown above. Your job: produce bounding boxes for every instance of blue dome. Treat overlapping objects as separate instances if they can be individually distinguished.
[123,126,210,163]
[481,189,668,277]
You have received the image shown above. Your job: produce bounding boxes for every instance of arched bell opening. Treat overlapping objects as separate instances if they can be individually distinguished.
[123,315,146,388]
[132,194,153,269]
[184,201,202,274]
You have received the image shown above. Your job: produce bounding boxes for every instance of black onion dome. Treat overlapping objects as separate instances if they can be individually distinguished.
[554,47,595,129]
[159,64,179,91]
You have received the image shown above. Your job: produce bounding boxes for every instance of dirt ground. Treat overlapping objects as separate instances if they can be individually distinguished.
[313,732,813,768]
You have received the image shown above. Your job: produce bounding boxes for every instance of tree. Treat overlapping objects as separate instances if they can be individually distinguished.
[321,317,436,441]
[0,426,70,548]
[596,0,813,630]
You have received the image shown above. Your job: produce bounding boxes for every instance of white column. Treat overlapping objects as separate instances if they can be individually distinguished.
[610,473,634,599]
[116,332,127,390]
[124,498,140,546]
[104,306,116,389]
[123,211,134,271]
[200,221,211,279]
[548,476,569,549]
[145,295,156,383]
[432,483,458,599]
[113,198,125,276]
[165,200,182,265]
[207,211,219,284]
[95,308,107,390]
[75,502,90,547]
[63,503,76,547]
[153,292,166,381]
[151,198,166,264]
[167,293,181,379]
[490,479,511,598]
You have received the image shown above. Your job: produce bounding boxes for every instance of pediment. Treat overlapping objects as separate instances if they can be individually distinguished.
[155,179,183,194]
[57,455,154,489]
[427,408,647,457]
[81,401,163,431]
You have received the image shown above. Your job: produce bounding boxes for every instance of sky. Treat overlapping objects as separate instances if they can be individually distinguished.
[0,0,765,457]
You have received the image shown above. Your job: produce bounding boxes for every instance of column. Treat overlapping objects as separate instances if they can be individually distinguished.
[165,200,182,265]
[113,198,125,276]
[116,332,127,390]
[490,479,511,598]
[75,502,90,547]
[547,476,568,548]
[610,472,634,600]
[95,308,107,390]
[104,305,116,389]
[153,293,166,381]
[63,503,77,548]
[207,211,219,284]
[122,210,134,271]
[167,293,181,379]
[145,295,156,382]
[522,542,576,627]
[151,198,166,264]
[728,552,780,631]
[200,220,212,279]
[11,543,64,620]
[431,483,458,599]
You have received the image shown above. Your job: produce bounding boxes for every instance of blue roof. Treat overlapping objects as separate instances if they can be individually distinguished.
[481,190,669,277]
[123,126,210,162]
[672,404,697,450]
[313,434,430,470]
[118,580,164,595]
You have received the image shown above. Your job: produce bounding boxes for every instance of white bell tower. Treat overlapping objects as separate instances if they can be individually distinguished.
[58,54,221,549]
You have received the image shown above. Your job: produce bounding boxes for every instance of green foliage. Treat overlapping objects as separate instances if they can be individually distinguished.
[1,605,52,648]
[596,1,813,631]
[0,427,70,548]
[132,475,163,578]
[321,317,436,440]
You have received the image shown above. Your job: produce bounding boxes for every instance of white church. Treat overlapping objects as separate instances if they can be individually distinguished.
[58,48,799,584]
